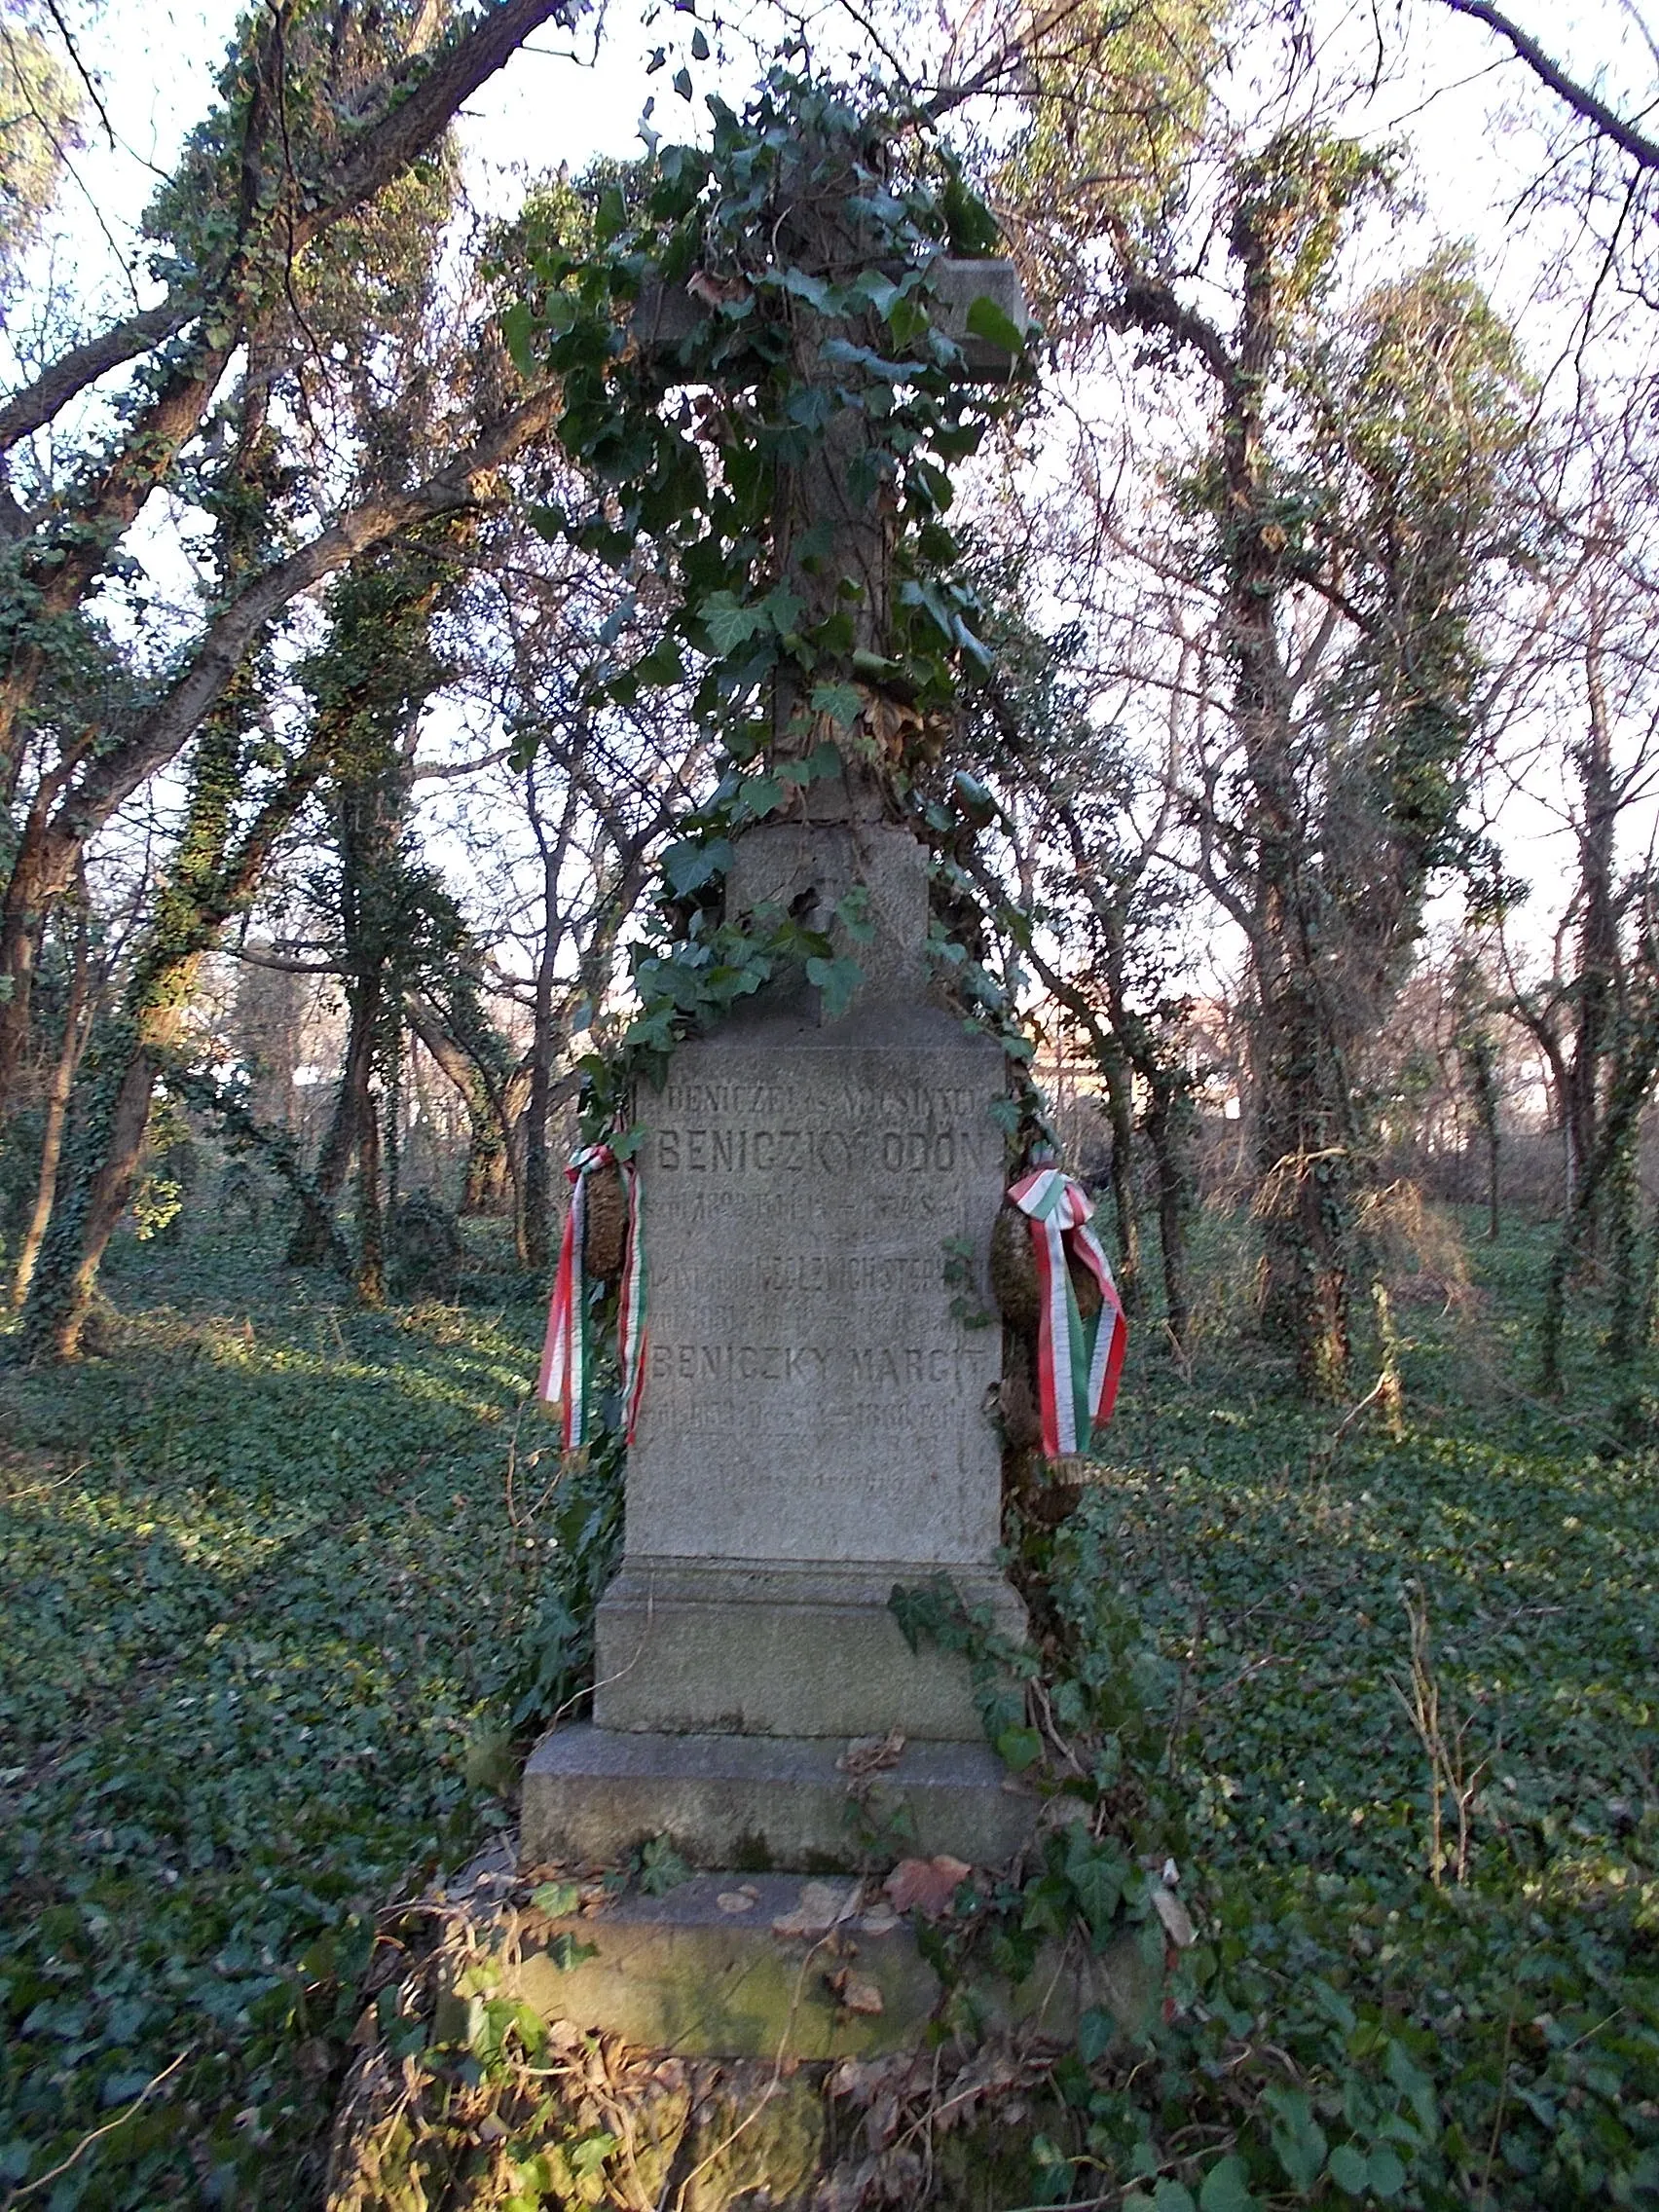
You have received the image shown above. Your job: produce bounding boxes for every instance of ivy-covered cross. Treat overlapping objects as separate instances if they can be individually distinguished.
[507,71,1030,821]
[501,71,1034,1110]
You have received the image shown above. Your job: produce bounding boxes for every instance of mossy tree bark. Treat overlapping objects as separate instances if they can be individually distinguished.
[0,1,574,1112]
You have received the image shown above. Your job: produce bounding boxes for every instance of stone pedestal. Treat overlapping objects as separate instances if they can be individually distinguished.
[522,825,1031,1872]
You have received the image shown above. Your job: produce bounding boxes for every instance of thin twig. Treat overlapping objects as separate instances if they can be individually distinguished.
[9,2046,194,2202]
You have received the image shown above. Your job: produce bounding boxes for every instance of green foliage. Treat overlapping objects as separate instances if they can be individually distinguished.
[0,11,81,287]
[896,1210,1659,2209]
[996,0,1222,330]
[499,68,1021,760]
[0,1212,617,2206]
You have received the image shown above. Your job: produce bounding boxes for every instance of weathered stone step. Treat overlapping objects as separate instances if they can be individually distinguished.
[522,1727,1038,1872]
[469,1868,1161,2062]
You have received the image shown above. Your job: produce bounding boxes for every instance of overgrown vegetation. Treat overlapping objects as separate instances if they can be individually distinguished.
[0,1215,590,2207]
[3,1202,1653,2207]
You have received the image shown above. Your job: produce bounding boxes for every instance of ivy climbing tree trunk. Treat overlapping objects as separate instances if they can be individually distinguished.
[10,885,94,1310]
[1112,132,1526,1394]
[0,0,576,1111]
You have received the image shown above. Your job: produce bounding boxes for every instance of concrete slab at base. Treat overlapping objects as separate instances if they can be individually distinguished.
[490,1871,1161,2061]
[521,1726,1037,1872]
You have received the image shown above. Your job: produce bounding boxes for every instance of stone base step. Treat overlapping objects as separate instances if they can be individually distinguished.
[521,1726,1037,1872]
[462,1867,1161,2061]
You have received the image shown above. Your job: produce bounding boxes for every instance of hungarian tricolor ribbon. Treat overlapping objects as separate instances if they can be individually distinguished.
[537,1143,647,1449]
[1008,1166,1127,1457]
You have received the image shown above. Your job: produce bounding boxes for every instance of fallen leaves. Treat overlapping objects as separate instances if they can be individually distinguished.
[827,1968,884,2016]
[770,1879,861,1938]
[1150,1882,1197,1949]
[836,1728,905,1778]
[884,1855,972,1919]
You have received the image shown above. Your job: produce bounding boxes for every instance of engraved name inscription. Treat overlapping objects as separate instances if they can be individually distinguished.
[655,1125,983,1174]
[647,1342,991,1390]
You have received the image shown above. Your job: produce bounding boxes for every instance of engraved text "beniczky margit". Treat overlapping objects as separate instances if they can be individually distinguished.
[648,1343,985,1388]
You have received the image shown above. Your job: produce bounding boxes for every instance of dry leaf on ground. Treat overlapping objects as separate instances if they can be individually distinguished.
[837,1728,905,1777]
[1150,1884,1196,1947]
[884,1855,971,1918]
[772,1879,860,1937]
[829,1968,885,2015]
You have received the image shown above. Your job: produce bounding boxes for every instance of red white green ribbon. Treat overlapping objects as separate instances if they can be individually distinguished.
[537,1143,647,1449]
[1008,1166,1127,1456]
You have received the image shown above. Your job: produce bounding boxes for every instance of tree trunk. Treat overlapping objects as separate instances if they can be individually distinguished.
[355,1094,385,1306]
[287,980,378,1263]
[1143,1067,1192,1348]
[20,1028,161,1360]
[11,914,92,1309]
[403,994,515,1215]
[1565,618,1619,1222]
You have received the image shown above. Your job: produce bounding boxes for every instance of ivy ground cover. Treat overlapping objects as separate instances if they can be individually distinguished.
[1076,1214,1659,2208]
[0,1208,1655,2207]
[0,1222,559,2207]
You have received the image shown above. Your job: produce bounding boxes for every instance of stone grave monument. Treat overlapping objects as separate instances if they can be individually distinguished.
[522,151,1039,1880]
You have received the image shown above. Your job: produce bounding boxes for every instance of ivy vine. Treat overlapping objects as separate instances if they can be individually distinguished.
[497,67,1046,1139]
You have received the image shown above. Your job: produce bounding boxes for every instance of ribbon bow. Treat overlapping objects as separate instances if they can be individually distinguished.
[537,1143,647,1449]
[1008,1166,1127,1456]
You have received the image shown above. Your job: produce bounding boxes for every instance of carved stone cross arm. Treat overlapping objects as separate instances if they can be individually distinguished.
[627,255,1029,787]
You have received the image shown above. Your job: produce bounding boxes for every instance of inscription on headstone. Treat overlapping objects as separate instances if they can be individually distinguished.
[623,1044,1002,1565]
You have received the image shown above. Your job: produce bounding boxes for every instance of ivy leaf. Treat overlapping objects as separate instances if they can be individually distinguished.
[1265,2086,1328,2194]
[995,1724,1043,1771]
[731,772,785,823]
[1198,2157,1254,2212]
[804,954,863,1018]
[965,293,1026,355]
[530,1880,579,1917]
[545,1933,599,1971]
[500,299,536,378]
[787,385,834,432]
[698,591,767,654]
[810,682,863,728]
[673,65,693,99]
[850,270,902,315]
[690,26,709,56]
[1366,2149,1407,2200]
[1076,2005,1115,2063]
[781,267,837,313]
[1063,1828,1128,1942]
[835,885,875,944]
[662,838,732,897]
[1327,2145,1368,2195]
[631,637,686,687]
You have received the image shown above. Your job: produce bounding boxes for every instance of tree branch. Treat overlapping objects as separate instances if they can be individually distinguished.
[1440,0,1659,171]
[0,0,586,457]
[54,384,561,856]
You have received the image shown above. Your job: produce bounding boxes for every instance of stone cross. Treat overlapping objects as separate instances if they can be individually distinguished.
[524,201,1036,1873]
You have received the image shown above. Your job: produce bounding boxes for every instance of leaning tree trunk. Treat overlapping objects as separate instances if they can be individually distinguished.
[20,1024,164,1360]
[11,904,92,1309]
